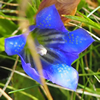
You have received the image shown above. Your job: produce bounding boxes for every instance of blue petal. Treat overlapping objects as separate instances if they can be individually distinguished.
[56,50,79,65]
[18,54,41,83]
[41,60,79,91]
[38,28,94,65]
[64,28,95,53]
[19,48,78,91]
[46,28,94,54]
[5,34,26,55]
[36,5,68,32]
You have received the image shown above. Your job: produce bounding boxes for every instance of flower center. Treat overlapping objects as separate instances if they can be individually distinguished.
[36,45,47,56]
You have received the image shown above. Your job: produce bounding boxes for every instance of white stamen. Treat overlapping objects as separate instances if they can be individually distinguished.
[36,45,47,56]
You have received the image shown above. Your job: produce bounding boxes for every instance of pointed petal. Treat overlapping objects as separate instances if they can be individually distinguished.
[18,54,41,83]
[64,28,95,53]
[45,28,94,54]
[42,61,79,91]
[36,5,68,32]
[5,34,26,55]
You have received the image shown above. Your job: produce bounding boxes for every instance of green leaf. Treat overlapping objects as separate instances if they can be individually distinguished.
[32,0,41,9]
[35,0,41,8]
[77,0,86,10]
[26,3,37,24]
[64,15,100,30]
[0,37,5,52]
[0,15,19,37]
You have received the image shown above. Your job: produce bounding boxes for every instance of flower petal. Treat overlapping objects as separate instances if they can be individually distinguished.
[45,28,94,54]
[36,5,68,32]
[18,53,41,83]
[57,50,79,65]
[64,28,95,53]
[41,60,79,91]
[5,34,26,55]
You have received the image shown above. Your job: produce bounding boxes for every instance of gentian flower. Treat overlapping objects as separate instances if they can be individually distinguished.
[5,5,94,91]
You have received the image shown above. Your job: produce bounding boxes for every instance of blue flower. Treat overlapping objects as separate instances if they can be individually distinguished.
[5,5,94,91]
